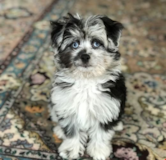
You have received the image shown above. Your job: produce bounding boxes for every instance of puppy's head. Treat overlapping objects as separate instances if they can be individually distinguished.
[50,14,123,78]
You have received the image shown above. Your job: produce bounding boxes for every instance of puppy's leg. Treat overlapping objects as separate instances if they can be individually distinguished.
[87,124,115,160]
[58,126,87,159]
[53,125,66,139]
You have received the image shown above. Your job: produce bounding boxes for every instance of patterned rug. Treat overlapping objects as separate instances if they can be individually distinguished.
[0,0,166,159]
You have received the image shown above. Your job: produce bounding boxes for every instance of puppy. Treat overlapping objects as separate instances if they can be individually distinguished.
[49,13,126,160]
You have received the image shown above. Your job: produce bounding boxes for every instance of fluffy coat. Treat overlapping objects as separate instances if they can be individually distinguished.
[49,14,126,160]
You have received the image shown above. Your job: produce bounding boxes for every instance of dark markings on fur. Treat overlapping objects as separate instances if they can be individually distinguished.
[51,14,87,68]
[56,113,64,121]
[54,112,64,121]
[74,49,86,61]
[58,117,64,121]
[110,72,119,77]
[48,98,55,109]
[101,81,114,88]
[50,13,83,50]
[47,116,52,121]
[66,19,83,30]
[114,51,121,60]
[62,125,76,138]
[107,49,121,60]
[59,51,72,68]
[100,73,126,131]
[56,82,74,89]
[50,21,63,47]
[59,31,73,51]
[79,130,88,148]
[107,48,115,53]
[57,32,73,52]
[82,30,86,39]
[91,21,98,26]
[101,16,124,46]
[47,99,55,121]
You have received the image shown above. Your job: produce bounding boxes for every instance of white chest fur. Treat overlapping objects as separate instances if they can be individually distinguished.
[51,76,120,130]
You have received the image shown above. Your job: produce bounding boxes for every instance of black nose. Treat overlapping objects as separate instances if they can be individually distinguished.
[81,54,90,63]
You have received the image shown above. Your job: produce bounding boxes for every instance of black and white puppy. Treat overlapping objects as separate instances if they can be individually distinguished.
[49,14,126,160]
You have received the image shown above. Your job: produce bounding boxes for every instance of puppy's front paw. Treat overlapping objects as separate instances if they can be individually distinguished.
[59,145,79,159]
[59,138,85,159]
[59,151,68,159]
[59,150,79,159]
[87,143,112,160]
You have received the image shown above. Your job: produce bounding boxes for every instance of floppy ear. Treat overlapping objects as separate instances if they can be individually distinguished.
[100,16,124,47]
[50,13,78,48]
[50,20,64,48]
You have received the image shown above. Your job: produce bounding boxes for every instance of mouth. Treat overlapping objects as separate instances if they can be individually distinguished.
[74,62,92,68]
[75,64,92,70]
[81,63,91,68]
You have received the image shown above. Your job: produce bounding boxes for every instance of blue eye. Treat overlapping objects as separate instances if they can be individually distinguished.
[92,41,101,48]
[72,41,79,49]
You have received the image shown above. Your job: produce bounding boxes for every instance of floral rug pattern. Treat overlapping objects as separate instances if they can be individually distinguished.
[0,0,166,159]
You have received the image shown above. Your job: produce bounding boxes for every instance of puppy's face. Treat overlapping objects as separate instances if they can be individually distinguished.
[51,14,123,78]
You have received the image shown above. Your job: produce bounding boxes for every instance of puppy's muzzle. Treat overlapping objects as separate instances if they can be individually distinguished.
[81,54,90,63]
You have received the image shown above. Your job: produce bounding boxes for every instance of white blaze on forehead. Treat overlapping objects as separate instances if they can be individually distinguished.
[82,41,91,50]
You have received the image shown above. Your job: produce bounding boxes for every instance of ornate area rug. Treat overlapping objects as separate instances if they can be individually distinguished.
[0,0,166,159]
